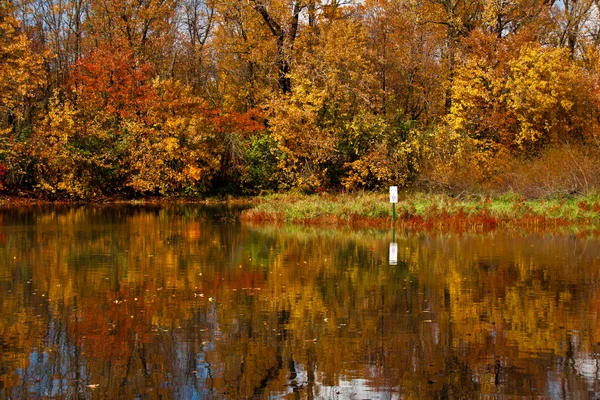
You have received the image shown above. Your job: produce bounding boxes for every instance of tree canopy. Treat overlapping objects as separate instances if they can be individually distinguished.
[3,0,600,197]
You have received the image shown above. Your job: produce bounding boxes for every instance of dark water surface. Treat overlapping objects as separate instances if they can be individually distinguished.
[0,205,599,399]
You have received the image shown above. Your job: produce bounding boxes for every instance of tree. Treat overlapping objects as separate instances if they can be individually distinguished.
[505,44,584,149]
[30,92,90,197]
[0,2,45,188]
[249,0,304,94]
[15,0,88,89]
[70,41,157,123]
[360,0,447,123]
[425,0,484,112]
[267,18,382,191]
[84,0,177,73]
[177,0,216,95]
[0,3,45,136]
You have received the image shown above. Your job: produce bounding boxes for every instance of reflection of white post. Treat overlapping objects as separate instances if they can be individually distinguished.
[389,186,398,265]
[389,242,398,266]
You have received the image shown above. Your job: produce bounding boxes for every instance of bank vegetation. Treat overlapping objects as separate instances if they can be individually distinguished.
[241,192,600,232]
[2,1,600,200]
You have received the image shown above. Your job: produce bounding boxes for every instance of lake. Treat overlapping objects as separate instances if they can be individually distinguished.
[0,205,599,398]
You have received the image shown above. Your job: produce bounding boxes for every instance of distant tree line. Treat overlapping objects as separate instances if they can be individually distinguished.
[2,0,600,198]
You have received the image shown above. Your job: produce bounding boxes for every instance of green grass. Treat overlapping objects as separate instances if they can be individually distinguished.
[242,190,600,229]
[247,192,390,221]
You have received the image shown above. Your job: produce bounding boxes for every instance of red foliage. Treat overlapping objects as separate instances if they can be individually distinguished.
[577,201,600,213]
[207,108,265,136]
[240,210,284,223]
[578,201,591,212]
[396,207,498,233]
[70,41,157,120]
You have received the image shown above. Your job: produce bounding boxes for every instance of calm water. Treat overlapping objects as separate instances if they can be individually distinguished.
[0,205,599,399]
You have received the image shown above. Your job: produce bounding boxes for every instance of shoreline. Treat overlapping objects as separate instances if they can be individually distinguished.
[0,194,253,206]
[239,192,600,233]
[2,191,600,233]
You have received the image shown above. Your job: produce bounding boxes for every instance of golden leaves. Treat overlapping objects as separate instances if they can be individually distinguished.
[30,92,90,198]
[0,5,45,130]
[506,45,580,148]
[448,41,583,153]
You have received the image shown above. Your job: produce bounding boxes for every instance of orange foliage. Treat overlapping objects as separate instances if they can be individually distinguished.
[0,163,6,190]
[70,41,157,122]
[5,0,600,196]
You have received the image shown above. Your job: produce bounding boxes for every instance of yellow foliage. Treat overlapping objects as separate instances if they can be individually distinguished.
[119,79,223,195]
[267,85,334,191]
[438,40,589,191]
[506,45,580,148]
[0,4,46,188]
[0,8,45,125]
[450,43,584,152]
[340,113,421,190]
[267,19,380,191]
[31,92,91,198]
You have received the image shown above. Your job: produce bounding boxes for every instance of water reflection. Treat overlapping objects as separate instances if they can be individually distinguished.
[0,205,599,398]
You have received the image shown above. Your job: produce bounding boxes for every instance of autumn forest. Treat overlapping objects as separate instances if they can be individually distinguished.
[2,0,600,198]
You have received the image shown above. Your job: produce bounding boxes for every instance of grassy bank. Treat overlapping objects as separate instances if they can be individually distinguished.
[240,191,600,232]
[5,190,600,232]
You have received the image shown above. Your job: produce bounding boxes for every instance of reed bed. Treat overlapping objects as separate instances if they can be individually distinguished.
[240,191,600,232]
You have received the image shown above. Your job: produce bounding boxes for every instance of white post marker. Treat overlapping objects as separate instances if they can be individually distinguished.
[389,186,398,203]
[389,186,398,265]
[390,186,398,223]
